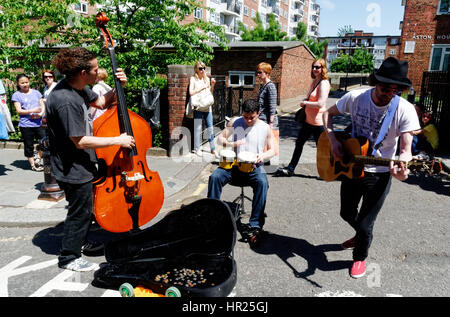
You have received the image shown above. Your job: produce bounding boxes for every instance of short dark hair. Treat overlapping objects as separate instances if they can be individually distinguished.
[52,47,97,79]
[242,99,260,114]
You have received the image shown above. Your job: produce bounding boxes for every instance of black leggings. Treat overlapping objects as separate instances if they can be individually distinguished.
[20,126,45,157]
[340,172,392,261]
[288,122,324,169]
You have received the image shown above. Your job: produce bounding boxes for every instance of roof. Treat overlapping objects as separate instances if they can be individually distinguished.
[155,40,315,57]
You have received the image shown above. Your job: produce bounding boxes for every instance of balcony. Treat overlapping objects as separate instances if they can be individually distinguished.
[222,0,241,17]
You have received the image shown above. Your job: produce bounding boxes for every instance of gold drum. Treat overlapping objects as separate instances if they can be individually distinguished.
[219,150,236,170]
[237,151,257,173]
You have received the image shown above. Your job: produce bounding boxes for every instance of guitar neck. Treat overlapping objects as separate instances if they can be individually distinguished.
[353,155,405,167]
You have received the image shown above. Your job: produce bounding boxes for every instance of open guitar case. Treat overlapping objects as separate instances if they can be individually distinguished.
[93,198,237,297]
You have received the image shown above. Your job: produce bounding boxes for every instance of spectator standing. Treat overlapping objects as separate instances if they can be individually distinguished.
[256,62,279,158]
[11,74,45,171]
[277,58,330,176]
[91,68,112,121]
[189,61,217,157]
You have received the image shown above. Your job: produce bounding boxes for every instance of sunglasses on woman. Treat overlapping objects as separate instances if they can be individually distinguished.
[198,67,206,71]
[312,66,322,70]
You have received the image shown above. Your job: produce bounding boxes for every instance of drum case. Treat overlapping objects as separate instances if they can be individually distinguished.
[93,198,237,297]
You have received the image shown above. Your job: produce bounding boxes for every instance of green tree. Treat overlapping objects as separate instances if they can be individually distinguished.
[337,25,354,37]
[294,22,327,58]
[238,12,287,41]
[330,47,374,73]
[0,0,227,87]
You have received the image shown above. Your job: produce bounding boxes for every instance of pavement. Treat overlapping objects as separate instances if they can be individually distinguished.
[1,86,448,227]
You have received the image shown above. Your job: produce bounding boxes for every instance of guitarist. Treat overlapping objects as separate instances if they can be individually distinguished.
[322,57,420,279]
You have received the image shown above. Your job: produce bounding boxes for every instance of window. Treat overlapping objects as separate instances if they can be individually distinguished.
[73,1,88,14]
[251,9,256,18]
[437,0,450,14]
[194,7,202,19]
[430,45,450,71]
[228,71,256,88]
[244,6,249,16]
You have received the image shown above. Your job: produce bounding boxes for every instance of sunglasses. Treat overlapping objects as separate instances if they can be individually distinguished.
[379,85,400,94]
[256,71,264,74]
[312,66,322,70]
[44,75,53,78]
[198,67,206,71]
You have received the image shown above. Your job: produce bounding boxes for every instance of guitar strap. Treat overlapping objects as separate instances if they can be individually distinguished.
[371,94,400,156]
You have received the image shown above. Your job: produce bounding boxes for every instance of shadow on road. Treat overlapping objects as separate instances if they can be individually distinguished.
[404,173,450,196]
[249,232,352,288]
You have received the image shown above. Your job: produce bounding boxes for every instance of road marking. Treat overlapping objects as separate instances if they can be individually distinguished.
[192,183,207,196]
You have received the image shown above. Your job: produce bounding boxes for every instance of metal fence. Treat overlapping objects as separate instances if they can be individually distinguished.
[419,71,450,152]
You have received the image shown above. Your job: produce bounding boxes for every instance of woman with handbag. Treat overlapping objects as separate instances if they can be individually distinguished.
[277,58,330,176]
[189,61,217,157]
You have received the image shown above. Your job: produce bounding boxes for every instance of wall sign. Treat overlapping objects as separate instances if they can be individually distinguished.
[404,41,416,53]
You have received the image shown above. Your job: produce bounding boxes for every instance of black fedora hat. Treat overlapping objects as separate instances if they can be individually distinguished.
[373,57,412,87]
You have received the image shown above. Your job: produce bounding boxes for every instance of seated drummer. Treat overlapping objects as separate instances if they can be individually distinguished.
[207,99,275,233]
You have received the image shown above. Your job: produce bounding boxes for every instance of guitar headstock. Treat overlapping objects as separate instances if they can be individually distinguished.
[408,158,443,176]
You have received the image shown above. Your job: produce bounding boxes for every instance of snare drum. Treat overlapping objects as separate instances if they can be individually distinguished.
[237,151,257,173]
[219,150,236,170]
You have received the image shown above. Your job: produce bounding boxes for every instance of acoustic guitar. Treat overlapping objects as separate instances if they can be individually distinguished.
[316,131,443,181]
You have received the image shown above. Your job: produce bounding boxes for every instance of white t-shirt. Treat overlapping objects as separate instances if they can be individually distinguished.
[336,87,420,173]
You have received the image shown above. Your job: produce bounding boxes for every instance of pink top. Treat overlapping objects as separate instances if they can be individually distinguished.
[305,81,328,126]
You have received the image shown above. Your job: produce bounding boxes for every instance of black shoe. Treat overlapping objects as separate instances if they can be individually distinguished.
[82,240,104,256]
[276,166,293,177]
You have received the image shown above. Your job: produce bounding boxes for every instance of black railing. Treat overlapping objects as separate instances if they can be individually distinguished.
[419,71,450,152]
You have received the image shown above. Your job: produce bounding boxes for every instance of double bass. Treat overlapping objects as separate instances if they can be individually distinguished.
[93,12,164,233]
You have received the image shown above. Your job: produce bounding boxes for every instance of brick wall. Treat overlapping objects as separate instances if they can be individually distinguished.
[279,45,316,98]
[399,0,450,92]
[211,44,314,101]
[167,65,194,145]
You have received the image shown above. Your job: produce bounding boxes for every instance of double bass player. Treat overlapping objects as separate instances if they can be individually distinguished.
[46,47,134,272]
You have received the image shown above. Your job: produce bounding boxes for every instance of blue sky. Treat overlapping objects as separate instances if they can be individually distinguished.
[316,0,405,37]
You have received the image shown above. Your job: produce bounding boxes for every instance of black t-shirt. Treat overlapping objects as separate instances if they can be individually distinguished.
[46,79,99,184]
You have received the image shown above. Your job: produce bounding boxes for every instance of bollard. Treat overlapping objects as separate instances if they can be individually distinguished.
[38,120,65,201]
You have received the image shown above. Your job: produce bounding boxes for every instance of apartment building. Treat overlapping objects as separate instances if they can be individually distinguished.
[193,0,320,42]
[398,0,450,91]
[319,30,401,70]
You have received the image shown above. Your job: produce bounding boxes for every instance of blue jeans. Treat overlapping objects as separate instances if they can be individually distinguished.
[208,166,269,229]
[194,110,215,151]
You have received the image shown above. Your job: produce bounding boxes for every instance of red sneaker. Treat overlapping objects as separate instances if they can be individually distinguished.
[341,236,355,249]
[350,261,366,278]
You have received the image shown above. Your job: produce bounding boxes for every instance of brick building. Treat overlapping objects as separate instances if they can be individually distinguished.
[211,41,315,100]
[399,0,450,92]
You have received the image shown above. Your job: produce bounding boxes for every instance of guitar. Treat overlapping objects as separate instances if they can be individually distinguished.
[316,131,443,181]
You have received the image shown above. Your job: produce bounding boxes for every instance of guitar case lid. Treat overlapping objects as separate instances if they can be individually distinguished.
[103,198,237,263]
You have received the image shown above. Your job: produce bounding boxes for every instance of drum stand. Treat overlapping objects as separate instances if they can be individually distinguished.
[232,186,251,220]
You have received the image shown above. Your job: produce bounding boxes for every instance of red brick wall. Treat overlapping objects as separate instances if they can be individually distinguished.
[167,65,193,140]
[211,44,314,101]
[399,0,450,92]
[279,45,316,99]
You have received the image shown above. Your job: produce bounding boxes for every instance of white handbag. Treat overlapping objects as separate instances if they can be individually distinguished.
[190,88,214,112]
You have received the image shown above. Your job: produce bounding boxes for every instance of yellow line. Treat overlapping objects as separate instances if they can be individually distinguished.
[192,183,207,196]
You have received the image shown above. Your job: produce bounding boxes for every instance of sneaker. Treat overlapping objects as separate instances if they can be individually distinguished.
[350,261,366,278]
[32,165,44,172]
[81,240,104,256]
[194,148,202,156]
[341,236,356,249]
[59,257,99,272]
